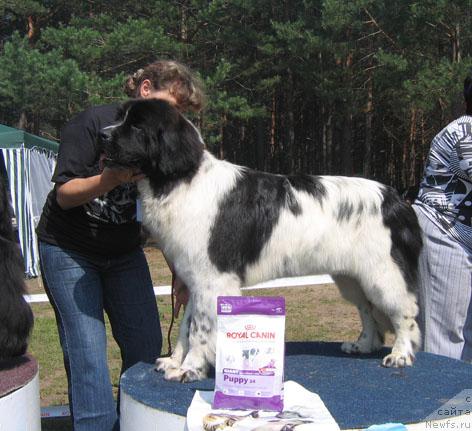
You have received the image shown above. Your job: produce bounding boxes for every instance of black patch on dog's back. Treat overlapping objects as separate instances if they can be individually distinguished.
[208,171,324,282]
[336,199,368,223]
[286,174,326,204]
[380,186,423,292]
[337,200,355,222]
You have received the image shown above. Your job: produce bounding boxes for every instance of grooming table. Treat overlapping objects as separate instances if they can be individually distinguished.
[0,354,41,430]
[120,342,472,430]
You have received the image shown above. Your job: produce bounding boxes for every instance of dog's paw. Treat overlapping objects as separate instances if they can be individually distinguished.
[341,331,383,355]
[341,341,376,354]
[382,351,414,368]
[164,367,205,382]
[155,356,180,373]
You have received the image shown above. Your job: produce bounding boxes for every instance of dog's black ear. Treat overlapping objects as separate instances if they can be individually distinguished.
[115,99,138,122]
[146,103,204,177]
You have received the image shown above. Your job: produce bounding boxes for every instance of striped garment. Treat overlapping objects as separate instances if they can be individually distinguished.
[415,115,472,251]
[414,206,472,362]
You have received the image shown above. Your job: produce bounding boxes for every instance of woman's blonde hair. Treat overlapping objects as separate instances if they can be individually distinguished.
[124,60,205,112]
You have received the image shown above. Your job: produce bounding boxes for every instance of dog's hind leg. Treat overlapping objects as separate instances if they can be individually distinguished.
[156,297,192,373]
[359,265,421,367]
[332,275,384,354]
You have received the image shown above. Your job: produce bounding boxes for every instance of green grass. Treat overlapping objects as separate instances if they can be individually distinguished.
[27,248,360,431]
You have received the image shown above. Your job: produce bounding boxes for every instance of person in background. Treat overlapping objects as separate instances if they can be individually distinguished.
[36,60,204,431]
[413,72,472,363]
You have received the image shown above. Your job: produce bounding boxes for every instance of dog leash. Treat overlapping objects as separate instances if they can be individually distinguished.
[164,273,176,357]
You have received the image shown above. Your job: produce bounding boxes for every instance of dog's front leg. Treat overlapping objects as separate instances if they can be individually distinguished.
[165,322,215,382]
[164,277,242,382]
[164,294,216,382]
[156,297,192,373]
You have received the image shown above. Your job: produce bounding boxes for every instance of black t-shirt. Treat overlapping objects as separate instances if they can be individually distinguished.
[36,104,141,256]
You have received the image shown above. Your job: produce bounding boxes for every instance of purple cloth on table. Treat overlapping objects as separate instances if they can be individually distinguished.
[0,354,38,397]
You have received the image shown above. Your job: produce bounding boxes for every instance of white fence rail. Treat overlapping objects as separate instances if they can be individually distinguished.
[25,275,334,304]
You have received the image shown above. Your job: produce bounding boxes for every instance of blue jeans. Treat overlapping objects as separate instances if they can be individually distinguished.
[39,241,162,431]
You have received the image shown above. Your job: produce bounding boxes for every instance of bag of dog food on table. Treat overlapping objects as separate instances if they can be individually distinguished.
[213,296,285,411]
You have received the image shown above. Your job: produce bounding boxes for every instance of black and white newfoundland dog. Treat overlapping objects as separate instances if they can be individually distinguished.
[102,99,422,382]
[0,174,34,360]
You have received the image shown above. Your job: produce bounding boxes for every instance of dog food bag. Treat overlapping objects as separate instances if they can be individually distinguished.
[213,296,285,411]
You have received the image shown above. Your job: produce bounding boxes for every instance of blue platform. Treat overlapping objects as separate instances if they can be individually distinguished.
[120,342,472,429]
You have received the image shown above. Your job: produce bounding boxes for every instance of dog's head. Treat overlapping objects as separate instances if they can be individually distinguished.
[101,99,204,180]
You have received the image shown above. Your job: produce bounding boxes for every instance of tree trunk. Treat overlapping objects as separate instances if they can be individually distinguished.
[323,109,333,174]
[342,110,353,175]
[270,94,276,165]
[363,75,373,177]
[286,69,295,173]
[218,114,226,160]
[27,16,39,45]
[33,113,40,135]
[255,118,265,170]
[17,112,28,131]
[180,2,188,42]
[452,23,461,63]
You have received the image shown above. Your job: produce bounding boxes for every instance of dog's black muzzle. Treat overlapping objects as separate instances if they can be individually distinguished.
[99,127,113,145]
[98,126,118,167]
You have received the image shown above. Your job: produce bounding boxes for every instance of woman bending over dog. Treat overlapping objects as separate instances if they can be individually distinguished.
[36,60,202,431]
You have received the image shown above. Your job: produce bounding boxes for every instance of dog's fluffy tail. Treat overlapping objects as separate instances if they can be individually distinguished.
[380,185,423,292]
[0,175,34,360]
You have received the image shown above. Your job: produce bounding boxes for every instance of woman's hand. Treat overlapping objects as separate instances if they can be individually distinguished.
[101,167,145,188]
[172,274,190,318]
[56,166,145,210]
[99,154,145,187]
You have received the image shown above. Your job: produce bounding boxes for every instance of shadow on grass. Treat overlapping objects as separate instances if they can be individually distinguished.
[41,418,72,431]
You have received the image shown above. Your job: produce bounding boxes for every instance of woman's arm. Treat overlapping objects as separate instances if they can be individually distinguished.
[56,168,144,210]
[172,274,190,318]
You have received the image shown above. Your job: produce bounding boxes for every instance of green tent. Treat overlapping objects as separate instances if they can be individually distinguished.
[0,124,59,277]
[0,124,59,153]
